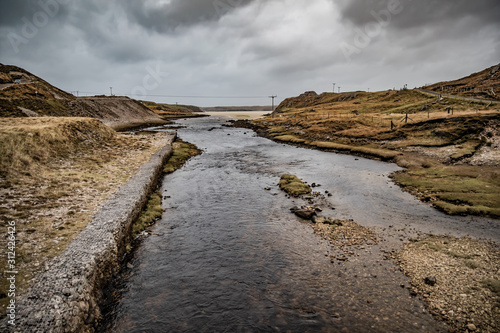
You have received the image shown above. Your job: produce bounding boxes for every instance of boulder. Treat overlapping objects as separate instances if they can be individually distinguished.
[290,206,316,220]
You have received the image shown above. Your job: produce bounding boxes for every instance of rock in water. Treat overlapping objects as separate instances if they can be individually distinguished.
[290,207,316,220]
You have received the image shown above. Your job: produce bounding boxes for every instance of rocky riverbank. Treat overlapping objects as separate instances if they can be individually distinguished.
[278,173,500,332]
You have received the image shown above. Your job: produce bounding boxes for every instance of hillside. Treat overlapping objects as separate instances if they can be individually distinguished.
[202,105,273,112]
[0,117,172,315]
[239,67,500,218]
[0,64,167,130]
[423,63,500,101]
[142,101,206,120]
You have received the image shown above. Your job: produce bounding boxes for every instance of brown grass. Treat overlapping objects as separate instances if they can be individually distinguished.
[0,118,170,316]
[251,89,500,218]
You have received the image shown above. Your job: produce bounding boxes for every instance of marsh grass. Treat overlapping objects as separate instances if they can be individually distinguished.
[163,139,202,174]
[392,165,500,218]
[132,191,163,236]
[278,174,312,197]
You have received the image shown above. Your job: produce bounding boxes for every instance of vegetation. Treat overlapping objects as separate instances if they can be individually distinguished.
[142,101,203,120]
[0,117,116,180]
[278,174,312,197]
[248,88,500,218]
[163,139,202,174]
[132,191,163,236]
[0,117,168,316]
[392,165,500,218]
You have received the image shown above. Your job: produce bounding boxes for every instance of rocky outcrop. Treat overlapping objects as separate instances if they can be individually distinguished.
[1,133,176,333]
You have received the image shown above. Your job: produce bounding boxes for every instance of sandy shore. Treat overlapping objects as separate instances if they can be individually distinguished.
[202,111,270,120]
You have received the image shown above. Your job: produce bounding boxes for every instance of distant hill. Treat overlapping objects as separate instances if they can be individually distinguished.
[142,101,205,120]
[201,106,273,112]
[423,63,500,101]
[0,64,167,130]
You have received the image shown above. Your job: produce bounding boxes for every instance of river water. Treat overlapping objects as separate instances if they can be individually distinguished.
[102,115,498,332]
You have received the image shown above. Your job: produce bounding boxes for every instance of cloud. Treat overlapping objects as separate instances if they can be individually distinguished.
[0,0,499,106]
[118,0,259,32]
[337,0,500,29]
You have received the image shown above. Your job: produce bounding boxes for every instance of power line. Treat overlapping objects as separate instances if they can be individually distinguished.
[71,91,272,99]
[269,95,277,111]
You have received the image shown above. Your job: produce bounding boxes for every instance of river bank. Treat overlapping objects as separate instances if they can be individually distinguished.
[100,115,499,332]
[277,173,500,332]
[0,118,176,324]
[226,114,500,332]
[230,103,500,219]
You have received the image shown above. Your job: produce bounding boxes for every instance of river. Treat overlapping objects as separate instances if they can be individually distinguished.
[101,115,498,332]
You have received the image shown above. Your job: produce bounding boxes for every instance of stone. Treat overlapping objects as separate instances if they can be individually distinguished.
[312,216,328,224]
[424,276,437,286]
[291,207,316,220]
[466,323,477,331]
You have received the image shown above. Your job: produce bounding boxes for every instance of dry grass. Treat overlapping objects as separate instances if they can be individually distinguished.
[0,118,171,316]
[0,117,116,179]
[251,89,500,218]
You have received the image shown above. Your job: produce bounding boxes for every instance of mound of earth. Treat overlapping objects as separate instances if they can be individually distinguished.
[0,64,167,130]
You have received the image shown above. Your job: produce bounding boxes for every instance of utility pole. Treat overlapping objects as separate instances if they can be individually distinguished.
[269,95,277,111]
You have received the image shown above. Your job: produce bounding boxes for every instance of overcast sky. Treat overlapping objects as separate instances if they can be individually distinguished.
[1,0,499,107]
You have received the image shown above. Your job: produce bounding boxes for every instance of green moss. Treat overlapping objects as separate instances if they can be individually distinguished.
[278,174,312,197]
[483,279,500,297]
[163,139,201,174]
[392,165,500,218]
[132,191,163,236]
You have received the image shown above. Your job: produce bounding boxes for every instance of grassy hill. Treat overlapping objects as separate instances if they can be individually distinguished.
[141,101,205,120]
[245,70,500,218]
[423,63,500,101]
[0,64,167,130]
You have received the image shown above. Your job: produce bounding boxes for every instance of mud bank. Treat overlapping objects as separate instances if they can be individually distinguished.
[1,133,176,333]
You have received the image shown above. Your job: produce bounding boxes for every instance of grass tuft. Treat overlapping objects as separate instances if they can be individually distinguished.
[278,174,312,197]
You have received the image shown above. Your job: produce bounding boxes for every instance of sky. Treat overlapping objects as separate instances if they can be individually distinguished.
[1,0,499,107]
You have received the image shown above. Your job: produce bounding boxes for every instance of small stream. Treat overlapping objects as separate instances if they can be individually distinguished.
[102,116,498,332]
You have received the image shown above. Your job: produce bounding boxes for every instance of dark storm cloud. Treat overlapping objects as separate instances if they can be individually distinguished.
[337,0,500,29]
[119,0,257,32]
[0,0,71,27]
[0,0,499,107]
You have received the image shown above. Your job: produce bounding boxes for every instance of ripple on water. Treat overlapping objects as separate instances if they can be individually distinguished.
[101,116,499,332]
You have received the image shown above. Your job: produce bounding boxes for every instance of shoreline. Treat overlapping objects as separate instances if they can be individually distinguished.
[229,117,500,220]
[1,133,176,332]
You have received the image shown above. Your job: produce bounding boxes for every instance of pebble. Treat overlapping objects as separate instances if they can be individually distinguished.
[466,323,477,331]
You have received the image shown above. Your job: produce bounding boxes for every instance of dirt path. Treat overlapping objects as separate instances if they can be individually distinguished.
[416,89,500,104]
